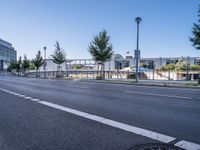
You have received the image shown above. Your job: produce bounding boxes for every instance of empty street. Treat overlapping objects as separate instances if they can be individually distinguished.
[0,76,200,150]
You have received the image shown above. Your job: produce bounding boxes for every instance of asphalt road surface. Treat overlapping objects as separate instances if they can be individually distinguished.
[0,75,200,150]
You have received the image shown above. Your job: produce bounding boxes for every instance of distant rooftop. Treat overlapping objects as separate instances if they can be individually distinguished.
[0,39,15,51]
[0,39,12,46]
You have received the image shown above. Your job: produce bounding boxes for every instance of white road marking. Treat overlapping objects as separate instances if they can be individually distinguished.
[18,94,26,97]
[1,87,200,150]
[125,91,192,99]
[65,84,89,89]
[13,93,22,96]
[38,101,175,143]
[30,98,41,102]
[175,140,200,150]
[23,96,33,99]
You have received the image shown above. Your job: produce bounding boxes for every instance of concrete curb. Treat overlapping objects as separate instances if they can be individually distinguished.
[80,79,200,89]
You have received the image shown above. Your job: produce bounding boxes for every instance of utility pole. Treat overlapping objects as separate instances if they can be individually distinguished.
[44,46,47,78]
[135,17,142,83]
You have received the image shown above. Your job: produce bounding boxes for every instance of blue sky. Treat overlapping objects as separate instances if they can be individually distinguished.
[0,0,199,59]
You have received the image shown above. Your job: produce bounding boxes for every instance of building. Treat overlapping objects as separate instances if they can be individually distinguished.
[140,56,200,69]
[37,54,200,72]
[0,39,17,70]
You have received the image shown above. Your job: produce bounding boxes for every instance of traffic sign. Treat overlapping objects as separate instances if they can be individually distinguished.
[134,50,140,59]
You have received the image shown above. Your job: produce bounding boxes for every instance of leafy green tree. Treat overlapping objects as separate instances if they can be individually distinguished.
[175,61,189,71]
[22,55,30,72]
[32,51,43,77]
[160,64,175,71]
[190,5,200,49]
[72,65,83,70]
[165,64,175,71]
[7,61,17,72]
[29,63,36,70]
[166,64,175,80]
[190,65,200,71]
[51,41,66,77]
[190,4,200,83]
[88,30,113,79]
[16,56,22,75]
[159,64,175,80]
[175,60,191,80]
[51,41,66,70]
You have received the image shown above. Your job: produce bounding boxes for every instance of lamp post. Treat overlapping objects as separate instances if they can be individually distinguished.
[135,17,142,83]
[44,46,47,78]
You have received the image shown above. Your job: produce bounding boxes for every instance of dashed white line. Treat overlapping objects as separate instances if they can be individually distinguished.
[175,140,200,150]
[125,91,192,99]
[23,96,33,99]
[12,93,21,96]
[1,87,200,150]
[65,84,89,89]
[30,98,41,102]
[18,94,26,98]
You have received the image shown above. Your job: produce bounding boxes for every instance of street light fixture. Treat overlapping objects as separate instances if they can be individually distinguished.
[135,17,142,83]
[44,46,47,78]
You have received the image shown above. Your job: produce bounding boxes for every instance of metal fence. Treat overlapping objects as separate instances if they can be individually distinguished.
[23,70,200,81]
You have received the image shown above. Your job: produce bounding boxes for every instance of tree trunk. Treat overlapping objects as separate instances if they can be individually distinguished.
[198,69,200,84]
[168,70,170,80]
[97,63,99,78]
[56,65,62,78]
[103,63,105,79]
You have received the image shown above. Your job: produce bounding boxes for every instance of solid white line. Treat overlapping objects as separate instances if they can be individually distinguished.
[175,140,200,150]
[38,100,175,143]
[101,119,175,143]
[125,91,192,99]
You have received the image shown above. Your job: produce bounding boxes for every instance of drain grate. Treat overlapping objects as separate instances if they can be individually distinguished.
[129,143,185,150]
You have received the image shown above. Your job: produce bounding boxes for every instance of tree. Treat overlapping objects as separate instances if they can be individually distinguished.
[51,41,66,77]
[190,5,200,49]
[175,61,189,71]
[159,64,175,80]
[165,64,175,71]
[190,65,200,71]
[16,56,22,75]
[7,61,17,72]
[32,50,43,77]
[29,63,36,70]
[160,64,175,71]
[190,4,200,83]
[88,30,113,79]
[22,55,30,73]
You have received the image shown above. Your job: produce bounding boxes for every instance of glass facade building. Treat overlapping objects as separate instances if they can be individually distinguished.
[0,39,17,70]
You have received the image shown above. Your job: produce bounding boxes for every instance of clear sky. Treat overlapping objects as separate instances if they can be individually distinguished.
[0,0,199,59]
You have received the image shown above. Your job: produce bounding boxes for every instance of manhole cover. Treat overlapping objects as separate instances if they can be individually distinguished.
[129,143,184,150]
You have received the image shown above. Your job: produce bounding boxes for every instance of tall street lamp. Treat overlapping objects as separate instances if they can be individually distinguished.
[44,46,47,78]
[135,17,142,83]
